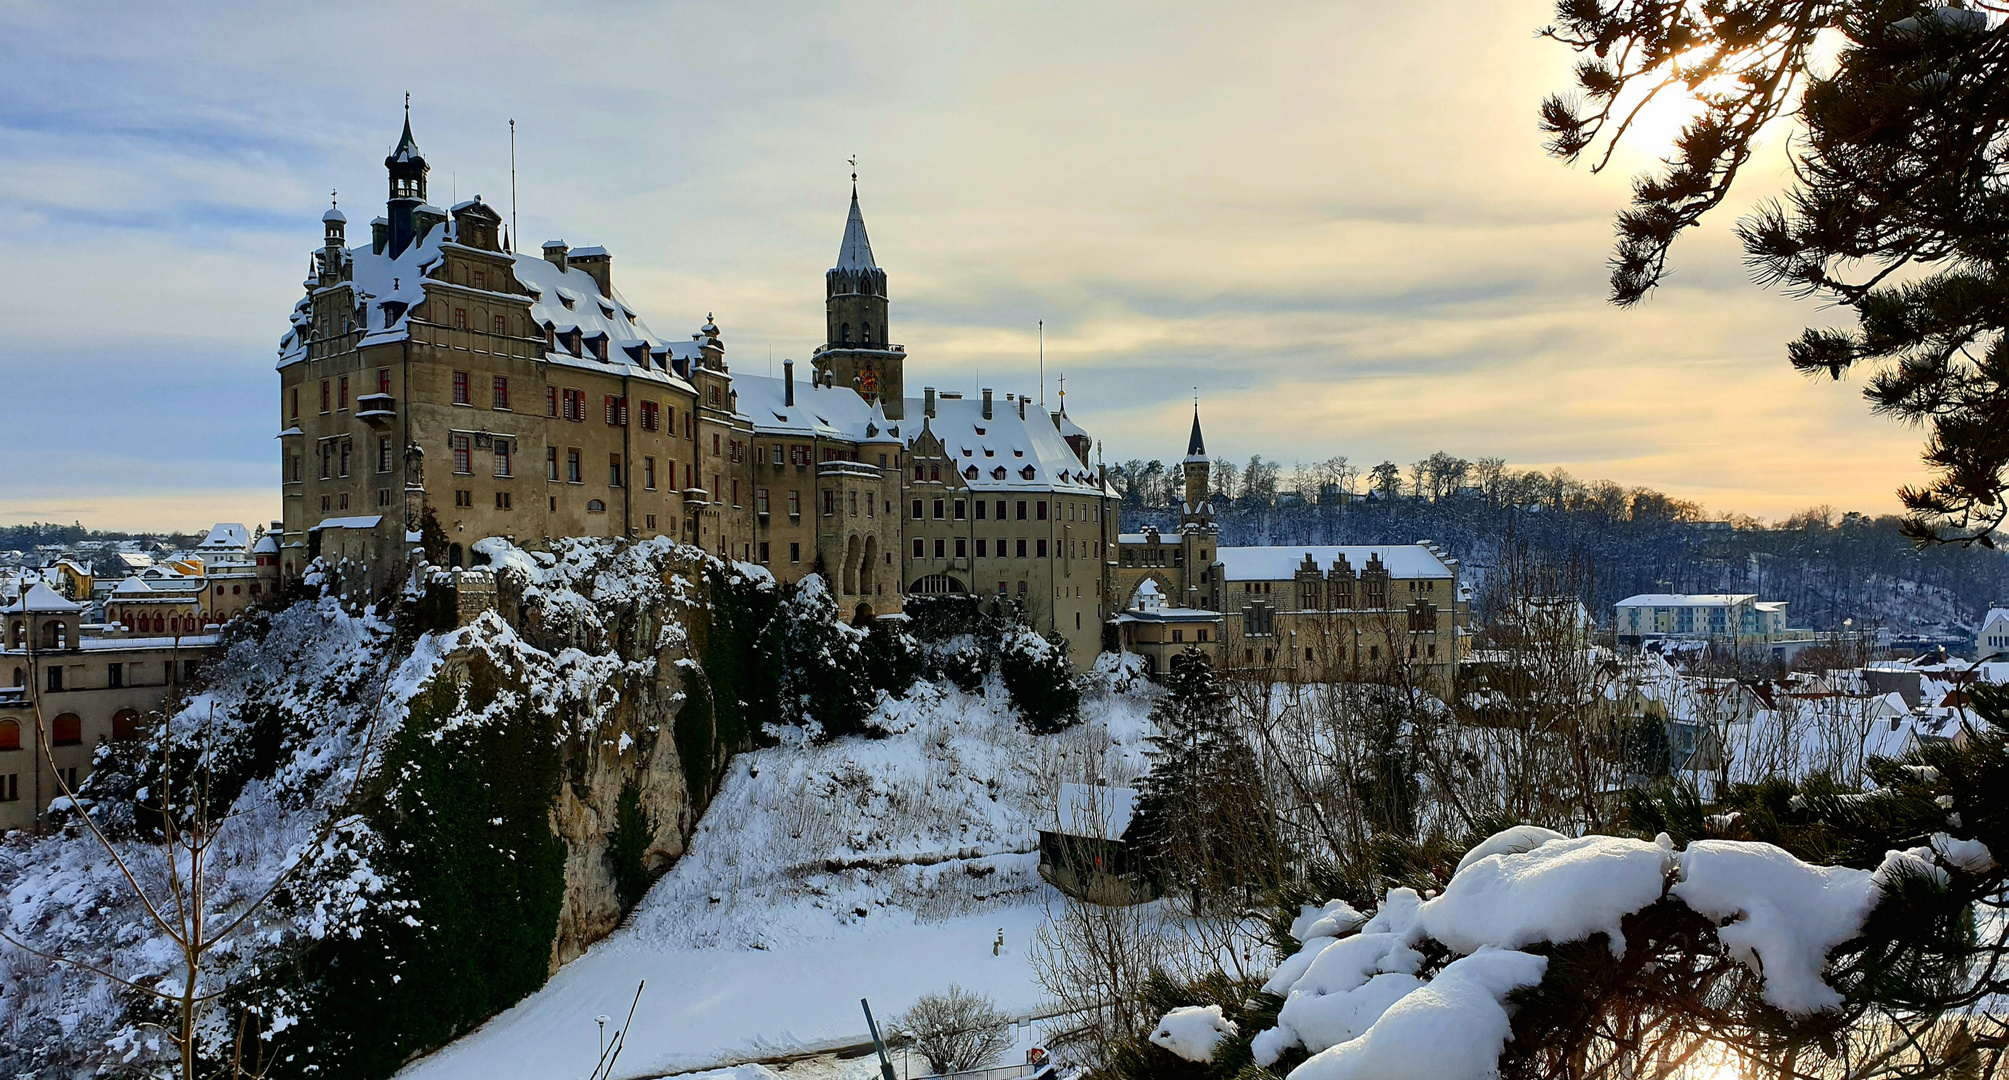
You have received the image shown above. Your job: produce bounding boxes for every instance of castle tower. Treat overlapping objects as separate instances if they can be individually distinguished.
[813,176,904,418]
[384,98,428,257]
[1181,405,1213,529]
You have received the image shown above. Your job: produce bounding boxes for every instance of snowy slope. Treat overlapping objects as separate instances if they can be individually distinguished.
[399,676,1158,1080]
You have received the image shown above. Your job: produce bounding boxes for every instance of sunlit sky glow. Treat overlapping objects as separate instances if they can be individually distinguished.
[0,1,1921,532]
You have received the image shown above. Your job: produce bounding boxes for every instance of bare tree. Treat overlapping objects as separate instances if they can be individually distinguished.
[894,985,1013,1076]
[1031,889,1170,1071]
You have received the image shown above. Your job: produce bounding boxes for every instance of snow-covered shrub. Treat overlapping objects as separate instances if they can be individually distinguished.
[860,614,924,698]
[998,628,1081,733]
[894,984,1012,1074]
[762,574,878,741]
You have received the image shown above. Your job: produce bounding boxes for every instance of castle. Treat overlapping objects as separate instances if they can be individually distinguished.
[277,109,1116,662]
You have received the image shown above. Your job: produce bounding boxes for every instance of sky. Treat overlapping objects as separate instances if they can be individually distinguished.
[0,1,1925,533]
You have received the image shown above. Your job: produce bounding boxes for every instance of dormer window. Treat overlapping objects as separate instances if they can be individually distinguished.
[992,467,1007,480]
[600,303,615,319]
[1014,450,1025,457]
[560,294,575,310]
[984,449,995,457]
[1021,465,1036,480]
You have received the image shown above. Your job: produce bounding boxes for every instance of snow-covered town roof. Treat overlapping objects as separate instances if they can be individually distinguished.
[1215,544,1457,582]
[909,395,1105,495]
[1054,782,1137,841]
[253,533,279,554]
[313,516,383,531]
[1616,593,1759,608]
[1984,608,2009,628]
[835,189,877,271]
[732,373,897,443]
[2,583,82,614]
[1184,407,1207,463]
[197,523,251,551]
[114,577,153,595]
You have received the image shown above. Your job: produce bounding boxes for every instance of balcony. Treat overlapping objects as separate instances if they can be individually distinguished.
[355,393,396,427]
[817,460,882,481]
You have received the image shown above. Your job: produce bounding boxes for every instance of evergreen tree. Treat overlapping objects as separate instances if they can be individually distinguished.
[1541,0,2009,544]
[1127,649,1281,908]
[763,574,876,740]
[998,628,1081,733]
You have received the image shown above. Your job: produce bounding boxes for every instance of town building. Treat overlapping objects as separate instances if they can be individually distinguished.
[1109,410,1464,691]
[1977,607,2009,660]
[1,584,216,831]
[1614,593,1799,649]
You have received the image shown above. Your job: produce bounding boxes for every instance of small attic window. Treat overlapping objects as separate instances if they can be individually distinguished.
[984,449,995,457]
[974,427,986,436]
[599,303,615,319]
[965,466,979,480]
[992,467,1007,480]
[560,294,575,310]
[1021,465,1037,480]
[962,449,972,457]
[1014,450,1025,457]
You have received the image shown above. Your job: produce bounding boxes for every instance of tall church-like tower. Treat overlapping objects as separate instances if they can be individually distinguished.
[813,177,905,418]
[1182,404,1214,529]
[384,98,429,257]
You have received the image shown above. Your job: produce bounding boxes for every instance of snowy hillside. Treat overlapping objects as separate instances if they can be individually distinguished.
[400,675,1157,1080]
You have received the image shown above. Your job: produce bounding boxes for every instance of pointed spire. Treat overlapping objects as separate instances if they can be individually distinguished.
[836,163,877,271]
[393,93,422,163]
[1185,401,1207,461]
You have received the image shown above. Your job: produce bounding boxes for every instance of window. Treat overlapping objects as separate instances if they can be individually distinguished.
[790,542,801,563]
[1016,538,1028,558]
[547,386,559,417]
[108,662,123,688]
[645,457,657,490]
[1037,539,1048,558]
[1172,630,1184,643]
[473,270,486,290]
[712,433,721,456]
[493,376,510,409]
[609,454,623,487]
[849,491,858,517]
[641,401,659,431]
[379,368,391,395]
[911,499,924,520]
[914,464,925,481]
[378,436,393,473]
[320,380,330,412]
[563,389,586,422]
[454,307,467,330]
[824,491,836,517]
[51,713,81,745]
[934,538,946,558]
[338,439,351,477]
[929,465,940,482]
[453,371,470,404]
[756,487,768,514]
[646,514,657,530]
[913,538,925,559]
[954,499,966,519]
[493,442,511,477]
[933,499,945,520]
[605,395,628,426]
[338,376,348,410]
[955,538,966,558]
[547,446,559,480]
[1037,501,1048,521]
[377,488,391,507]
[587,499,606,513]
[496,491,512,509]
[452,434,472,474]
[759,541,770,563]
[290,387,299,420]
[788,490,800,517]
[455,489,472,507]
[493,314,506,335]
[567,448,582,483]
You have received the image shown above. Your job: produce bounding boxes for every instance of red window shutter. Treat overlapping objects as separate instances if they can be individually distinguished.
[619,398,629,426]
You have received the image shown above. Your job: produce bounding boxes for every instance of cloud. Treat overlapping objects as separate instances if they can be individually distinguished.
[0,0,1920,529]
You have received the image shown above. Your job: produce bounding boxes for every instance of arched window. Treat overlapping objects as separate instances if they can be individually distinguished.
[862,323,872,344]
[233,585,242,595]
[841,323,851,344]
[52,713,81,746]
[10,668,21,689]
[448,543,464,568]
[9,620,23,646]
[0,718,19,751]
[112,709,140,742]
[586,499,606,513]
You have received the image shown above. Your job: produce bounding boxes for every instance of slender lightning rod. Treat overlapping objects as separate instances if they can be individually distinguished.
[509,119,518,253]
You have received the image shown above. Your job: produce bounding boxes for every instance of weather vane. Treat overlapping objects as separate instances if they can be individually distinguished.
[849,154,857,184]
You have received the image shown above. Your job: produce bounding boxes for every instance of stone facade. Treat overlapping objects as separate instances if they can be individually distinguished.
[1,584,217,831]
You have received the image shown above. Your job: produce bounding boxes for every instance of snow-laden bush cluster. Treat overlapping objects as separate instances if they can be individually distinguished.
[1157,823,1998,1080]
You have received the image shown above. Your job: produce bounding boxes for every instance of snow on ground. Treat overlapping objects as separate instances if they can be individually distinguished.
[400,673,1157,1080]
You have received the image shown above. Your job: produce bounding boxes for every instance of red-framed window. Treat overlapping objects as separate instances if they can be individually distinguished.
[452,371,470,405]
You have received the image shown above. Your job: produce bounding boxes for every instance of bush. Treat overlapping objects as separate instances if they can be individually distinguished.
[895,985,1013,1075]
[999,629,1081,733]
[764,575,877,740]
[860,615,924,699]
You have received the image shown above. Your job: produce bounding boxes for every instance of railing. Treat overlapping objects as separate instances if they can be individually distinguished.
[818,460,883,480]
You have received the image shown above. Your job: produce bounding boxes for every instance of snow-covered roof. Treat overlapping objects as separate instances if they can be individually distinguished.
[732,373,897,443]
[1184,407,1207,463]
[1616,593,1759,608]
[1983,608,2009,628]
[313,515,384,530]
[2,583,82,614]
[1215,545,1456,582]
[253,534,279,554]
[114,577,154,595]
[1054,782,1137,841]
[198,523,251,551]
[910,396,1105,495]
[835,190,877,271]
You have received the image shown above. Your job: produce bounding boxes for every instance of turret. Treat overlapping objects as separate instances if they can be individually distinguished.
[815,174,904,418]
[1182,405,1213,529]
[320,197,346,287]
[384,98,429,257]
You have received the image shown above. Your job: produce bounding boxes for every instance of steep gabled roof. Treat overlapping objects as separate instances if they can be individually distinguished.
[1185,406,1207,462]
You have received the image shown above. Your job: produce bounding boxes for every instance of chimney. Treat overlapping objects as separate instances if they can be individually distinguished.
[542,239,568,273]
[1018,395,1026,420]
[784,359,795,406]
[982,388,993,420]
[924,387,936,419]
